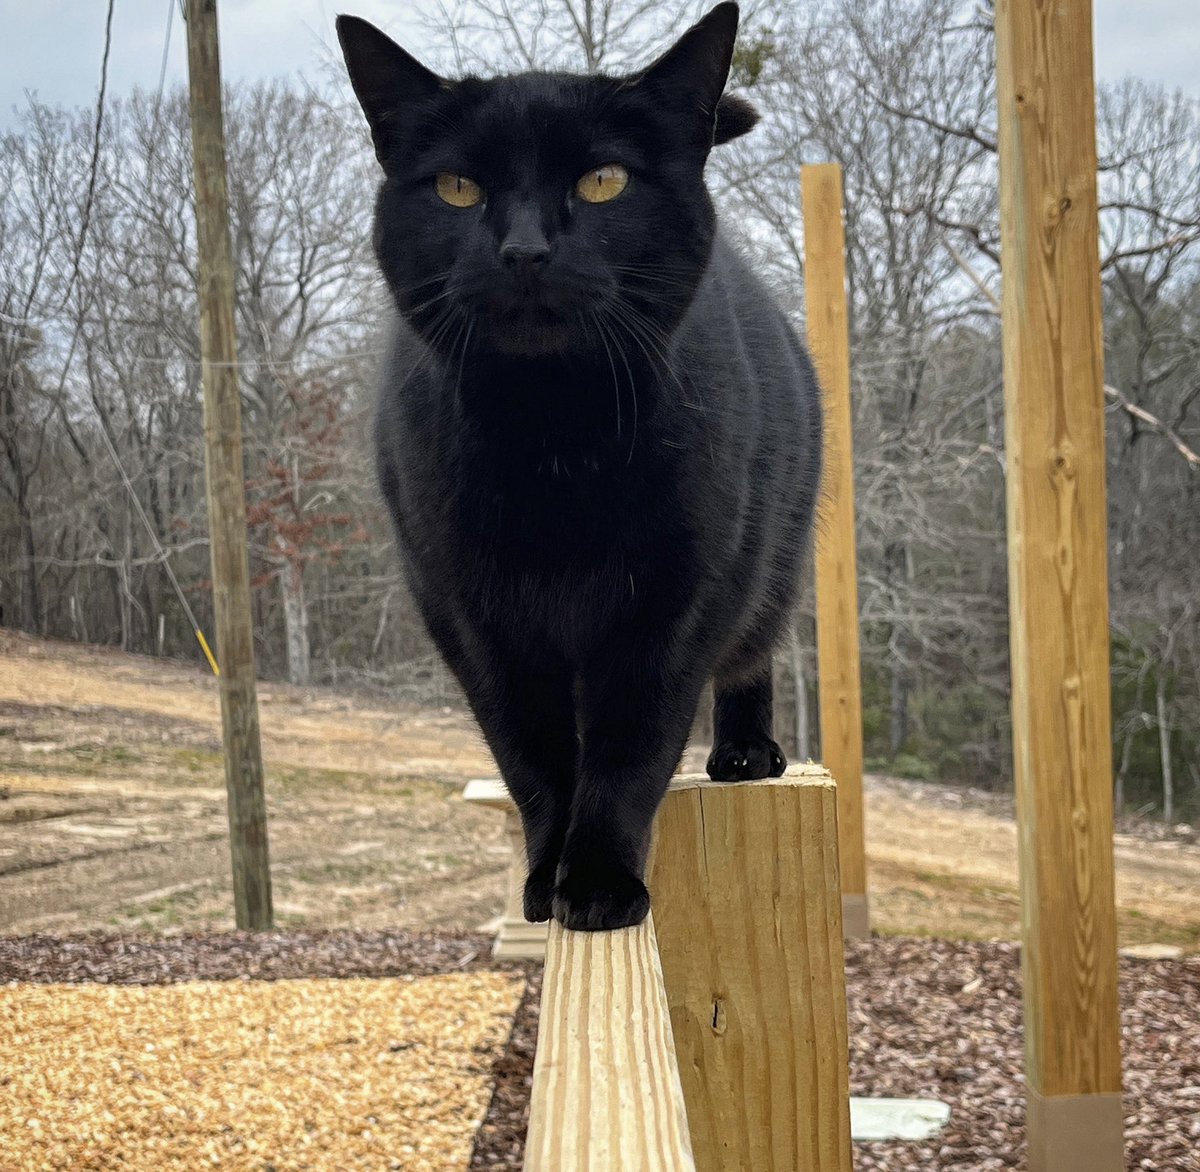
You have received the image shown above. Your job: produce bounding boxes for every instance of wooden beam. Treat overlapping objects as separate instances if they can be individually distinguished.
[801,164,869,938]
[995,1,1124,1168]
[525,914,696,1172]
[184,0,273,930]
[650,766,853,1172]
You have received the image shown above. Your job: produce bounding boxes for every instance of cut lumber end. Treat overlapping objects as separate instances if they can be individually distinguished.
[667,760,834,791]
[524,913,696,1172]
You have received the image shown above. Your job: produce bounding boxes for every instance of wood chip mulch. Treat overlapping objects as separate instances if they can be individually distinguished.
[4,931,1198,1171]
[2,973,524,1171]
[0,929,504,985]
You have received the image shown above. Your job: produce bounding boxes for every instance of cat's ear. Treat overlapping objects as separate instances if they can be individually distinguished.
[713,94,759,145]
[336,15,446,166]
[633,3,741,142]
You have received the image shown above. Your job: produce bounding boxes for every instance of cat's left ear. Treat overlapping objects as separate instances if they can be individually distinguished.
[337,15,447,167]
[634,3,741,145]
[714,94,759,145]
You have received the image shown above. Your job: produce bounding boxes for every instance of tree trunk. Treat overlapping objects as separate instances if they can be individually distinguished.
[17,490,40,634]
[792,628,811,761]
[888,640,910,756]
[1156,671,1173,823]
[280,555,311,686]
[1114,727,1134,817]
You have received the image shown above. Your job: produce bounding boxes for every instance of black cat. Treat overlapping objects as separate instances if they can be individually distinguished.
[338,2,822,931]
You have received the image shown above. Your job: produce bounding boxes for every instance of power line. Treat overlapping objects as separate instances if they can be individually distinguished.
[91,409,220,675]
[150,0,177,137]
[60,0,117,317]
[51,0,221,675]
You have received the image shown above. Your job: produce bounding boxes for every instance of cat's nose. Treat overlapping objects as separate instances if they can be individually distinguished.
[500,237,551,268]
[499,206,551,268]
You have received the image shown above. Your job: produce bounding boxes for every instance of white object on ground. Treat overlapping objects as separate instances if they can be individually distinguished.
[850,1097,951,1142]
[1119,943,1184,960]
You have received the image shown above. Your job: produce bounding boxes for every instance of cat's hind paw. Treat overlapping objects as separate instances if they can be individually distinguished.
[706,737,786,781]
[552,857,650,931]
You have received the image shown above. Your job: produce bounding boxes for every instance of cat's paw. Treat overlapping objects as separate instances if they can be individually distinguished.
[552,856,650,931]
[523,862,556,923]
[706,737,787,781]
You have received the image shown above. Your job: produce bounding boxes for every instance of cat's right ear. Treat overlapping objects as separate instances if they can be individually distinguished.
[336,15,446,167]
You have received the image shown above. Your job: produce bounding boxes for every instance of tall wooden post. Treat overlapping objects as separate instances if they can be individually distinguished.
[995,1,1123,1168]
[801,163,869,938]
[185,0,273,930]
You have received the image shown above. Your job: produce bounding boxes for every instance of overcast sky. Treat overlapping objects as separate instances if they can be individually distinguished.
[1,0,1196,126]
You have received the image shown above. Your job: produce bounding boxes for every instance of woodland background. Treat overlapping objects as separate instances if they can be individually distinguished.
[1,0,1197,817]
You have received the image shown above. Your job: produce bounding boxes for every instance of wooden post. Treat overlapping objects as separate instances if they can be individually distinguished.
[463,779,548,960]
[525,914,696,1171]
[801,164,870,939]
[651,766,853,1172]
[184,0,273,930]
[995,1,1124,1168]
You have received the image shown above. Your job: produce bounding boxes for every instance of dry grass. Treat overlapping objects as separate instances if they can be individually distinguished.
[864,780,1200,950]
[2,629,1198,951]
[1,972,525,1171]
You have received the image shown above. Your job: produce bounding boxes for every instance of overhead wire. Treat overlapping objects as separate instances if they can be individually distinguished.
[63,0,222,674]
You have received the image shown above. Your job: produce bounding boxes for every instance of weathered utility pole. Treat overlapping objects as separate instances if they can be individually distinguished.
[184,0,273,929]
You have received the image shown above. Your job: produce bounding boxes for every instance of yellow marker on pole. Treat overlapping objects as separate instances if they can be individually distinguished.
[196,628,220,677]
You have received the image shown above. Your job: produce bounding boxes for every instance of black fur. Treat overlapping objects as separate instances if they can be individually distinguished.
[338,3,822,930]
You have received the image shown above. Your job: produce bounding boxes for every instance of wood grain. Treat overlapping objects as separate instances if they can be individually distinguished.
[525,914,696,1172]
[995,0,1124,1165]
[185,0,272,929]
[650,767,853,1172]
[801,164,869,930]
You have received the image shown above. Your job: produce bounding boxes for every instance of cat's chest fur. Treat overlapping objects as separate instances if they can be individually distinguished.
[379,358,702,649]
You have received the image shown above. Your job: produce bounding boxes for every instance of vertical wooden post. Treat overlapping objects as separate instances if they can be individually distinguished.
[650,766,853,1172]
[801,164,869,938]
[462,779,549,960]
[995,1,1124,1168]
[184,0,273,930]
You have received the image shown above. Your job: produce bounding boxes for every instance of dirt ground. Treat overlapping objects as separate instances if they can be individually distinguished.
[2,629,1198,950]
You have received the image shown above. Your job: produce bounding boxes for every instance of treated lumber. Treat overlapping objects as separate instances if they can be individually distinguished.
[525,914,696,1172]
[995,0,1124,1167]
[185,0,272,928]
[801,164,869,938]
[650,765,853,1172]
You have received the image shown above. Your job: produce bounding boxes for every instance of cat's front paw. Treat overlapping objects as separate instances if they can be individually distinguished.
[552,855,650,931]
[706,737,787,781]
[523,861,556,923]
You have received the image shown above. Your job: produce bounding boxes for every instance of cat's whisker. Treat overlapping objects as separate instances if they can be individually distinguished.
[587,309,623,443]
[454,315,476,407]
[594,305,640,464]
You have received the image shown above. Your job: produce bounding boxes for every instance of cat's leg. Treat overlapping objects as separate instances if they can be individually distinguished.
[475,661,578,923]
[554,639,706,930]
[423,612,576,922]
[706,666,787,781]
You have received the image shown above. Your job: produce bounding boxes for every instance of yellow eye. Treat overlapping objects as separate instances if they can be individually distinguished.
[576,163,629,204]
[436,173,483,208]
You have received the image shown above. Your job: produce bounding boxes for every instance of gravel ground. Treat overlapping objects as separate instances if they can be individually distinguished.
[3,931,1198,1171]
